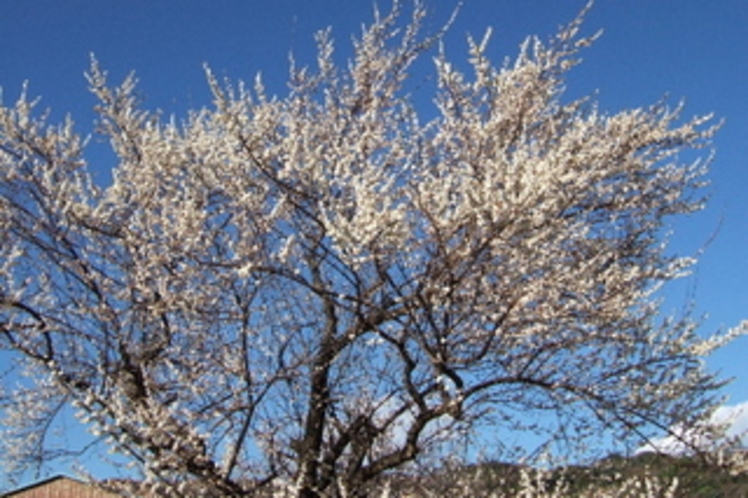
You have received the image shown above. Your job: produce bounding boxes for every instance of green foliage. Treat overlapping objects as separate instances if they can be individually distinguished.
[379,452,748,497]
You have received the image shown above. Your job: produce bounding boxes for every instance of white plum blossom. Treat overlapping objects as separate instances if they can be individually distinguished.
[0,2,742,496]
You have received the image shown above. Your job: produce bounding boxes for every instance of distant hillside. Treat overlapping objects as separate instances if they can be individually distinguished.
[560,451,748,497]
[12,452,745,497]
[377,451,748,497]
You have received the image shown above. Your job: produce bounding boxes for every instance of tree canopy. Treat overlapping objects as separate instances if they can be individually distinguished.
[0,2,741,496]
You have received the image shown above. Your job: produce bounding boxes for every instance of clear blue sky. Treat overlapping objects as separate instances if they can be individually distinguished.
[1,0,747,485]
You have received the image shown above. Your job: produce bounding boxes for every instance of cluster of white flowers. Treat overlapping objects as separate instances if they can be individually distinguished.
[0,1,741,494]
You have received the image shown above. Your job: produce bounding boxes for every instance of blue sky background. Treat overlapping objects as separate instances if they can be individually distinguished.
[1,0,747,487]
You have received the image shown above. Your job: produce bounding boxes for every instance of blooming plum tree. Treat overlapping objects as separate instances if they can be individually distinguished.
[0,2,740,496]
